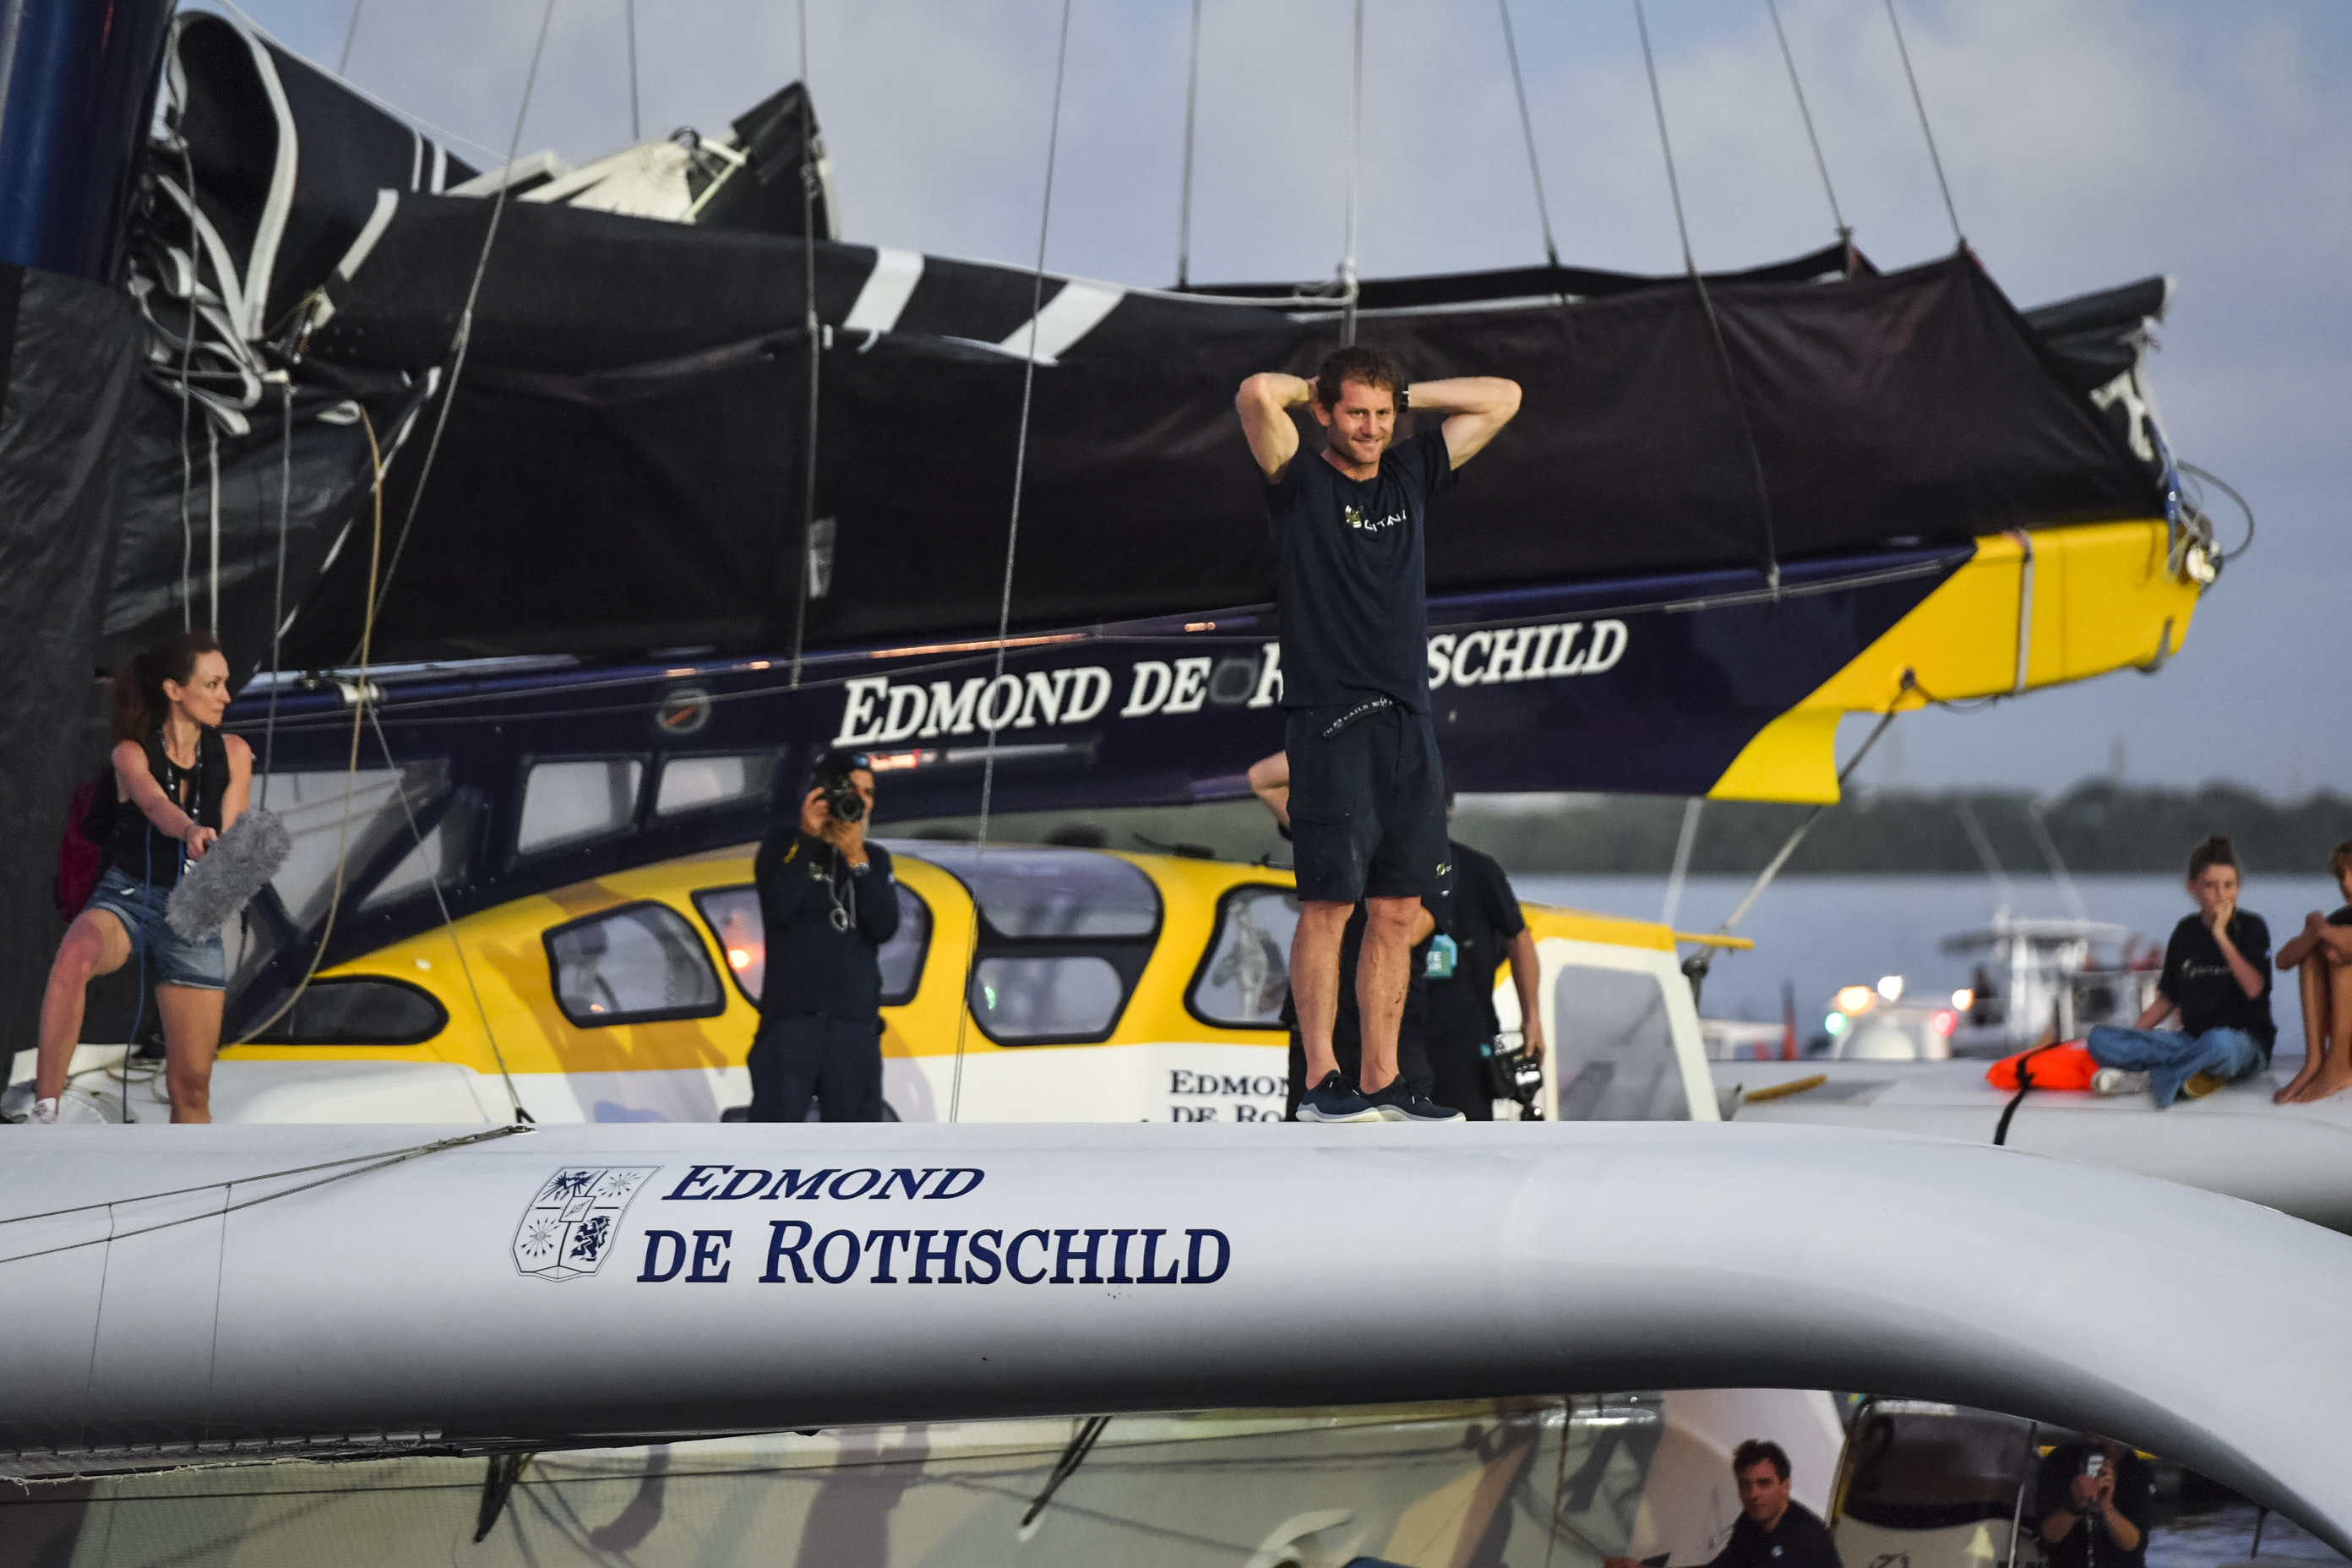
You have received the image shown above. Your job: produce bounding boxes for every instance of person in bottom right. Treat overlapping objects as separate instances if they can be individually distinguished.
[1605,1440,1840,1568]
[2271,839,2352,1103]
[2086,834,2273,1108]
[2034,1436,2156,1568]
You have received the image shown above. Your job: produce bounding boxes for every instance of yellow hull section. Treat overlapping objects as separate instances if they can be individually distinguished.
[1711,520,2197,803]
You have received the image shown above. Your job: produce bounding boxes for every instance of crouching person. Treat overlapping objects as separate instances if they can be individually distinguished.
[2272,839,2352,1103]
[2088,835,2273,1108]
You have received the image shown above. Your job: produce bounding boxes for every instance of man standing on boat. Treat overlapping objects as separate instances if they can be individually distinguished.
[1236,348,1520,1121]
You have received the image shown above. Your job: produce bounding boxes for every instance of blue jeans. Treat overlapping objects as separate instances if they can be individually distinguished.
[2086,1024,2266,1108]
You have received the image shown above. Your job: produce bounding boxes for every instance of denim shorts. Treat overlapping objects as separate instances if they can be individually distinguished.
[84,867,227,990]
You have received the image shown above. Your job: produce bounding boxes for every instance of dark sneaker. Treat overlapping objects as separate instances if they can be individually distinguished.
[1297,1071,1382,1124]
[1365,1080,1467,1123]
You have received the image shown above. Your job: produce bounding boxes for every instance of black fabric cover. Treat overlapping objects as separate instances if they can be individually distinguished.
[172,12,478,332]
[693,82,836,241]
[275,198,2161,664]
[0,268,146,1059]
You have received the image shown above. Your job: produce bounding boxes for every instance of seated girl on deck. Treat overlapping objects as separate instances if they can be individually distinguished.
[2085,836,2273,1108]
[2272,841,2352,1104]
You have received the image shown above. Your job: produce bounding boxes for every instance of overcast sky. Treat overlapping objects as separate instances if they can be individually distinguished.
[228,0,2351,799]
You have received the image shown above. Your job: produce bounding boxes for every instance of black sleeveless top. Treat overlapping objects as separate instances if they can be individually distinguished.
[109,727,228,889]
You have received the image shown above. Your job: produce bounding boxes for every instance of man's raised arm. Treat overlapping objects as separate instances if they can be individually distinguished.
[1408,376,1522,469]
[1236,372,1310,482]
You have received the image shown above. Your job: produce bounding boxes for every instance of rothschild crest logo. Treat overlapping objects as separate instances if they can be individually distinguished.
[513,1167,657,1282]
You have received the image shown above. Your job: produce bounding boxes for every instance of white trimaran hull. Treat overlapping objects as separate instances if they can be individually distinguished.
[1,1121,2346,1559]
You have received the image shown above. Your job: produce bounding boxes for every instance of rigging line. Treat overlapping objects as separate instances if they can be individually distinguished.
[1708,700,1901,943]
[336,0,363,77]
[950,0,1072,1126]
[1496,0,1559,269]
[1175,0,1201,288]
[1763,0,1848,245]
[363,0,560,645]
[262,376,290,806]
[176,136,199,632]
[1881,0,1961,246]
[233,407,383,1047]
[207,422,222,630]
[365,702,531,1124]
[0,1127,529,1269]
[624,0,640,144]
[1632,0,1783,595]
[1339,0,1364,347]
[787,0,819,691]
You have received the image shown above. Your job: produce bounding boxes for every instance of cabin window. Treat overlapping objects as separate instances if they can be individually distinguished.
[544,902,723,1026]
[694,883,933,1009]
[1839,1401,2042,1532]
[656,753,780,817]
[1549,966,1688,1120]
[1188,885,1298,1028]
[517,759,643,855]
[971,956,1125,1043]
[909,844,1160,938]
[255,763,446,927]
[360,810,470,912]
[905,844,1158,1045]
[246,977,448,1045]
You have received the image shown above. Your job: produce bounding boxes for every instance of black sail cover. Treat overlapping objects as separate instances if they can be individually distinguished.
[270,193,2166,665]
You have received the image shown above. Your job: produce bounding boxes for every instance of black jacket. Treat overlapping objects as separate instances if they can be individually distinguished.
[753,831,901,1022]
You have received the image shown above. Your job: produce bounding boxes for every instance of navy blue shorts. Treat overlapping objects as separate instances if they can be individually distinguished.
[1283,700,1450,905]
[749,1013,885,1122]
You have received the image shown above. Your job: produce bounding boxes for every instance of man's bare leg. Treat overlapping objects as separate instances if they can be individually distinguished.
[2278,956,2329,1102]
[2294,957,2352,1102]
[1292,900,1353,1086]
[1354,896,1420,1094]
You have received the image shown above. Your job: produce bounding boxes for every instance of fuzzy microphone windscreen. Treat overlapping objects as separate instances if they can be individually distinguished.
[166,808,292,940]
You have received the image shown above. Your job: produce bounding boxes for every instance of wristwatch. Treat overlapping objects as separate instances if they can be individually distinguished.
[1396,384,1412,411]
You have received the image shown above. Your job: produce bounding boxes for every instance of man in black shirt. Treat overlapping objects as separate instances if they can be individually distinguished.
[1608,1440,1840,1568]
[2034,1439,2156,1568]
[2087,835,2272,1107]
[1236,348,1520,1122]
[1425,793,1548,1119]
[748,749,901,1121]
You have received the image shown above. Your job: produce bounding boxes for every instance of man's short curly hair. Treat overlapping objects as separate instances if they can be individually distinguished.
[1733,1440,1790,1481]
[1315,346,1407,410]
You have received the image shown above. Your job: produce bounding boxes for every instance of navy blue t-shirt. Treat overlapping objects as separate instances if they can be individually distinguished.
[2159,910,2274,1053]
[1263,427,1456,712]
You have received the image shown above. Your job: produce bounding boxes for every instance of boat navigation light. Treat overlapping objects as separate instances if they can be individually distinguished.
[1834,985,1875,1015]
[727,949,753,971]
[1931,1010,1957,1036]
[1952,988,1974,1010]
[1876,975,1905,1003]
[1823,1013,1847,1037]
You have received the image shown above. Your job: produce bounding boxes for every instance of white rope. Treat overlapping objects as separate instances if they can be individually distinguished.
[1497,0,1559,268]
[365,0,559,643]
[1882,0,1962,245]
[950,0,1073,1125]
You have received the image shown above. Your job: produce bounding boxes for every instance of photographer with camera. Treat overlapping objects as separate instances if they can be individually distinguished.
[2034,1438,2153,1568]
[1426,790,1547,1119]
[747,749,900,1122]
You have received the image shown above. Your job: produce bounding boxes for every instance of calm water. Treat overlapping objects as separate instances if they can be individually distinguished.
[2148,1500,2348,1568]
[1508,872,2346,1059]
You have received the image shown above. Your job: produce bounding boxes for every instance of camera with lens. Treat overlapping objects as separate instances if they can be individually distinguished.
[1478,1029,1546,1119]
[820,773,866,824]
[814,750,872,825]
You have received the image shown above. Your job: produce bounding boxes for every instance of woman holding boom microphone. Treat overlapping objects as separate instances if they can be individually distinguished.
[30,631,250,1124]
